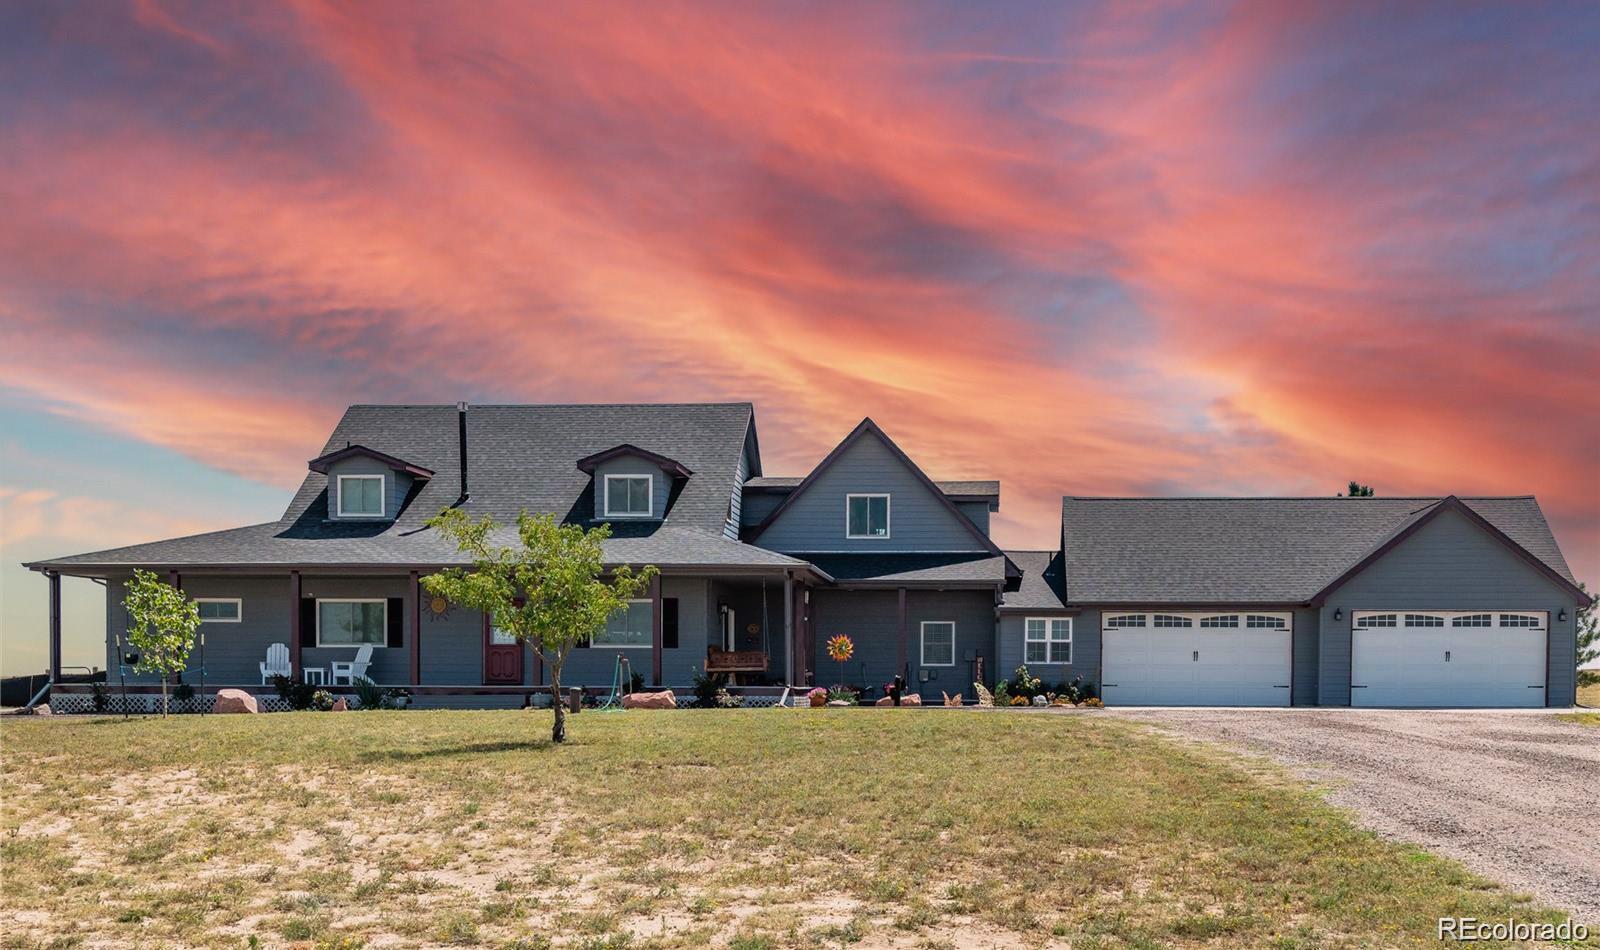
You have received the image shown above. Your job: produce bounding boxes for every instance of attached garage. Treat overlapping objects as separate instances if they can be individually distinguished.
[1101,611,1292,706]
[1351,610,1546,707]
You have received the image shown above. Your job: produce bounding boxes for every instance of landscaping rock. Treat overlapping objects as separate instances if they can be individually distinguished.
[874,693,922,706]
[1031,696,1049,707]
[330,698,349,712]
[212,689,260,714]
[32,704,51,716]
[622,690,676,710]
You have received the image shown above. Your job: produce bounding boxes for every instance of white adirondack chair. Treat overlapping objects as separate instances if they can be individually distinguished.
[259,643,291,684]
[331,645,374,685]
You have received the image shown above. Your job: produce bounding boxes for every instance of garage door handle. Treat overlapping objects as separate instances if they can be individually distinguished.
[1444,650,1451,662]
[1192,650,1199,662]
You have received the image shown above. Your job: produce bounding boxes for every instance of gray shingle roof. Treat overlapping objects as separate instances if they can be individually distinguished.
[998,550,1069,610]
[31,403,816,573]
[793,553,1007,585]
[1061,496,1578,604]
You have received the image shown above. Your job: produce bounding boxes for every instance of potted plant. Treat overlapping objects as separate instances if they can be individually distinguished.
[807,686,828,707]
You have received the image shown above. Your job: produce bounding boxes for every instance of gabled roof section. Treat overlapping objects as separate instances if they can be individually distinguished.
[746,475,999,505]
[308,444,434,479]
[748,418,1017,578]
[1309,496,1591,606]
[575,443,694,478]
[998,550,1071,611]
[1060,495,1587,605]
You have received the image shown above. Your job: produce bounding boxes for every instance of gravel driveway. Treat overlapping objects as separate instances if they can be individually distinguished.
[1107,708,1600,923]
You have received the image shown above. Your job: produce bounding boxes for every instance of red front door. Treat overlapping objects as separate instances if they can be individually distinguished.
[484,621,523,684]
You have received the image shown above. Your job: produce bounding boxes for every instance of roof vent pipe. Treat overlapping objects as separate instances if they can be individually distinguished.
[456,401,470,505]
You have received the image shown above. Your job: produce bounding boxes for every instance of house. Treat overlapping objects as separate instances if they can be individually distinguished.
[25,402,1591,710]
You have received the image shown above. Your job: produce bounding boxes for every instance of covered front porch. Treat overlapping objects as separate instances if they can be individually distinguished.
[33,563,823,709]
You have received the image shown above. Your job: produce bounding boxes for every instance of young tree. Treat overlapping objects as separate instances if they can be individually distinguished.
[422,509,658,743]
[1577,582,1598,687]
[1339,481,1375,497]
[122,569,201,718]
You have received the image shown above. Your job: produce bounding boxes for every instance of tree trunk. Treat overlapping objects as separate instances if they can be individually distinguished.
[160,676,169,718]
[549,660,566,744]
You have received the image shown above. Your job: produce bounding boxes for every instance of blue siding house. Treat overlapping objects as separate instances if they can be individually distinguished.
[25,402,1591,709]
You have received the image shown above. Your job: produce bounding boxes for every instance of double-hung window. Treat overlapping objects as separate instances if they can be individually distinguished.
[317,600,387,646]
[337,475,384,517]
[196,598,241,623]
[846,494,890,538]
[921,621,955,667]
[1024,617,1072,664]
[604,475,653,517]
[594,600,654,648]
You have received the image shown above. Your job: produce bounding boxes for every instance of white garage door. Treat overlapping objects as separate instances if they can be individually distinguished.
[1101,611,1292,706]
[1351,611,1546,708]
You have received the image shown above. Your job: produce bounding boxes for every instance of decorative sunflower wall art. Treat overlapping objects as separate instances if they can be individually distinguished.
[424,594,453,621]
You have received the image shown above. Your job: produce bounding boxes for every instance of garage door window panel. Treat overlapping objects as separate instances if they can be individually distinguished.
[1106,614,1146,627]
[1199,615,1238,628]
[1153,614,1192,628]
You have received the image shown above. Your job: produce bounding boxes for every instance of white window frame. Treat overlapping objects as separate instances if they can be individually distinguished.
[593,598,654,649]
[920,620,955,667]
[336,474,386,518]
[1024,617,1072,665]
[195,598,242,623]
[315,598,388,647]
[603,474,654,518]
[845,493,891,539]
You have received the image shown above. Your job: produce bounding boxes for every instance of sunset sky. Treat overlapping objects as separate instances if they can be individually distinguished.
[2,0,1597,674]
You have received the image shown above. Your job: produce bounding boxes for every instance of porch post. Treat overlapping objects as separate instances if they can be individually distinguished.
[167,569,181,590]
[47,571,62,682]
[288,570,302,678]
[783,571,794,685]
[896,587,908,678]
[649,574,663,685]
[409,571,421,686]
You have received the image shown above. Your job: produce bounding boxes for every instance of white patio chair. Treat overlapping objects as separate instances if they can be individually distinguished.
[259,642,291,684]
[331,645,374,685]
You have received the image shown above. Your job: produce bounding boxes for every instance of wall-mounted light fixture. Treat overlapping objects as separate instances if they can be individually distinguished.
[1333,608,1343,622]
[1558,608,1567,623]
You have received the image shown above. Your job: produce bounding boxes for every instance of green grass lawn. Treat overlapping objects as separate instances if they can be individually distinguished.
[0,710,1579,949]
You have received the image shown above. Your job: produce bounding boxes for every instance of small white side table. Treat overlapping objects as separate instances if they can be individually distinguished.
[303,667,328,685]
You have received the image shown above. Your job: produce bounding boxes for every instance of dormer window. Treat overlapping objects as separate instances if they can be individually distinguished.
[337,475,385,517]
[846,493,890,538]
[604,474,653,517]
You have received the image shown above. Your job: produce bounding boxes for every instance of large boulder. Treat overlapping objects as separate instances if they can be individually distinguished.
[330,698,349,712]
[32,704,52,716]
[213,689,260,714]
[622,690,676,710]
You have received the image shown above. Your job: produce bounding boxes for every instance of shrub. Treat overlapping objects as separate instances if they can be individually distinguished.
[351,677,407,710]
[714,688,743,708]
[827,686,858,705]
[271,674,317,710]
[172,681,196,711]
[90,681,111,713]
[993,681,1011,707]
[1007,665,1043,699]
[689,667,726,709]
[310,689,335,711]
